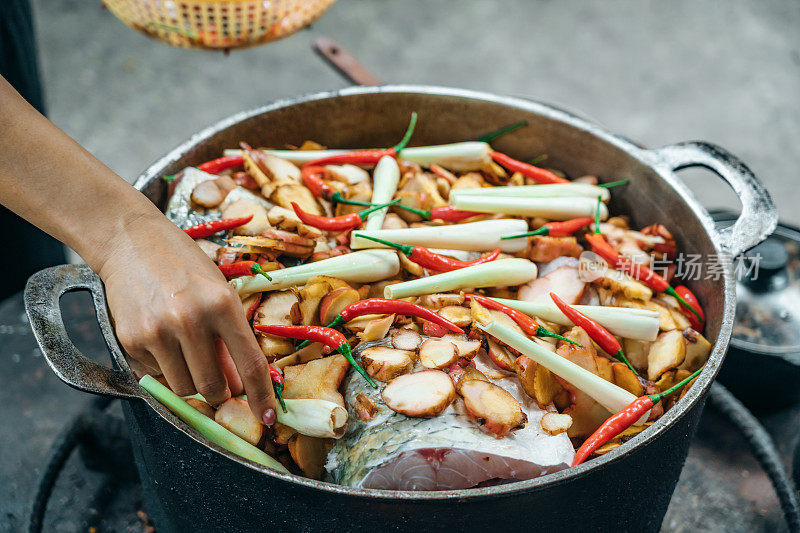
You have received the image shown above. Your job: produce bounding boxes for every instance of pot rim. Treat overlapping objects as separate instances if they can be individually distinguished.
[134,84,736,500]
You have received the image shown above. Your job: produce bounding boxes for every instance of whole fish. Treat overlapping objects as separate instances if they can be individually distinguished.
[326,339,575,490]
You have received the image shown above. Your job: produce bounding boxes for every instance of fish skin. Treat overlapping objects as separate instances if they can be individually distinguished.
[165,167,273,245]
[326,339,575,490]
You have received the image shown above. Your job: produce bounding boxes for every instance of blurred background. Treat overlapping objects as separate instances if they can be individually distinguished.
[2,0,799,530]
[33,0,799,221]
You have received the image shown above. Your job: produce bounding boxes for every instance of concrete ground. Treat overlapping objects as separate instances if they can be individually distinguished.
[3,0,799,531]
[31,0,800,223]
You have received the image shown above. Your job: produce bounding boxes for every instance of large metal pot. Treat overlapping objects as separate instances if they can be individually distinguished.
[25,86,776,532]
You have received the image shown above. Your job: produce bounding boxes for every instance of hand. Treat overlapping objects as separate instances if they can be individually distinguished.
[0,76,274,425]
[98,212,278,425]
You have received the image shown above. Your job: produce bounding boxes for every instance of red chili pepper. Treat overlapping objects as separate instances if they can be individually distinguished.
[197,155,244,174]
[674,285,705,331]
[267,364,287,413]
[356,234,501,272]
[300,165,333,198]
[334,299,464,333]
[573,367,704,466]
[184,215,253,239]
[585,233,703,322]
[549,292,638,375]
[300,165,379,208]
[254,325,375,387]
[303,112,418,167]
[390,204,483,222]
[430,206,483,222]
[489,151,569,184]
[464,294,581,346]
[295,296,465,350]
[501,217,594,240]
[305,149,397,167]
[291,200,399,232]
[218,261,273,281]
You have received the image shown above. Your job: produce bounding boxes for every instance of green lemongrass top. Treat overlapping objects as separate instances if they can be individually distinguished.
[139,375,288,472]
[649,367,704,403]
[598,179,629,189]
[477,121,527,143]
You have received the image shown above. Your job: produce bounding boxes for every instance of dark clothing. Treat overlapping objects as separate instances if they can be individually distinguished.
[0,0,45,113]
[1,0,66,301]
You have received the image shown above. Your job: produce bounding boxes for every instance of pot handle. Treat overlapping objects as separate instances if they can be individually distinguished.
[650,141,777,257]
[24,264,144,400]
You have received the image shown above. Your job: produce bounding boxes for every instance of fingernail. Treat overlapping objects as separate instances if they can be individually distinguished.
[262,409,276,426]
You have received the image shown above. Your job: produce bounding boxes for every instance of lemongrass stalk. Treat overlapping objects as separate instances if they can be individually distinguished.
[490,297,660,341]
[351,219,528,252]
[428,249,480,261]
[231,249,399,296]
[476,322,643,419]
[224,141,492,172]
[385,258,537,299]
[399,142,492,172]
[277,399,347,438]
[453,195,609,221]
[188,392,347,439]
[239,396,348,439]
[364,156,400,232]
[140,376,288,472]
[450,183,610,202]
[223,148,351,165]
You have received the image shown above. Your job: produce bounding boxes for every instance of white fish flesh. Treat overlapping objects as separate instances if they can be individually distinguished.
[326,340,575,490]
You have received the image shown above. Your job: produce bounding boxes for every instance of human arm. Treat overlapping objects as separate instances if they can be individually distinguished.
[0,75,278,424]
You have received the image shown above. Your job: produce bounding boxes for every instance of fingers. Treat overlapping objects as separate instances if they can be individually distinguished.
[216,310,277,425]
[127,355,160,379]
[179,331,232,406]
[156,347,197,397]
[215,338,244,396]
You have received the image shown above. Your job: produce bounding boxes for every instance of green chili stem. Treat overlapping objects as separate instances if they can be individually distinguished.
[162,174,176,182]
[528,154,547,165]
[392,112,418,153]
[501,226,549,240]
[392,202,431,219]
[330,192,372,207]
[356,199,401,220]
[274,383,288,413]
[355,234,414,255]
[536,326,582,346]
[649,367,704,403]
[250,263,273,281]
[139,375,287,472]
[665,287,703,323]
[327,315,345,329]
[339,343,377,388]
[477,121,528,143]
[614,349,640,376]
[599,179,629,189]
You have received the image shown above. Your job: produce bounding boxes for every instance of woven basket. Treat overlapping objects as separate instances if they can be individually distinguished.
[103,0,337,50]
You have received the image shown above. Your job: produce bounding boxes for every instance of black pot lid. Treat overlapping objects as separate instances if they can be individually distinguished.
[712,211,800,354]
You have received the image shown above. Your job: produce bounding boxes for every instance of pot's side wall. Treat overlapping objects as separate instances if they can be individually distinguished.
[123,395,705,533]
